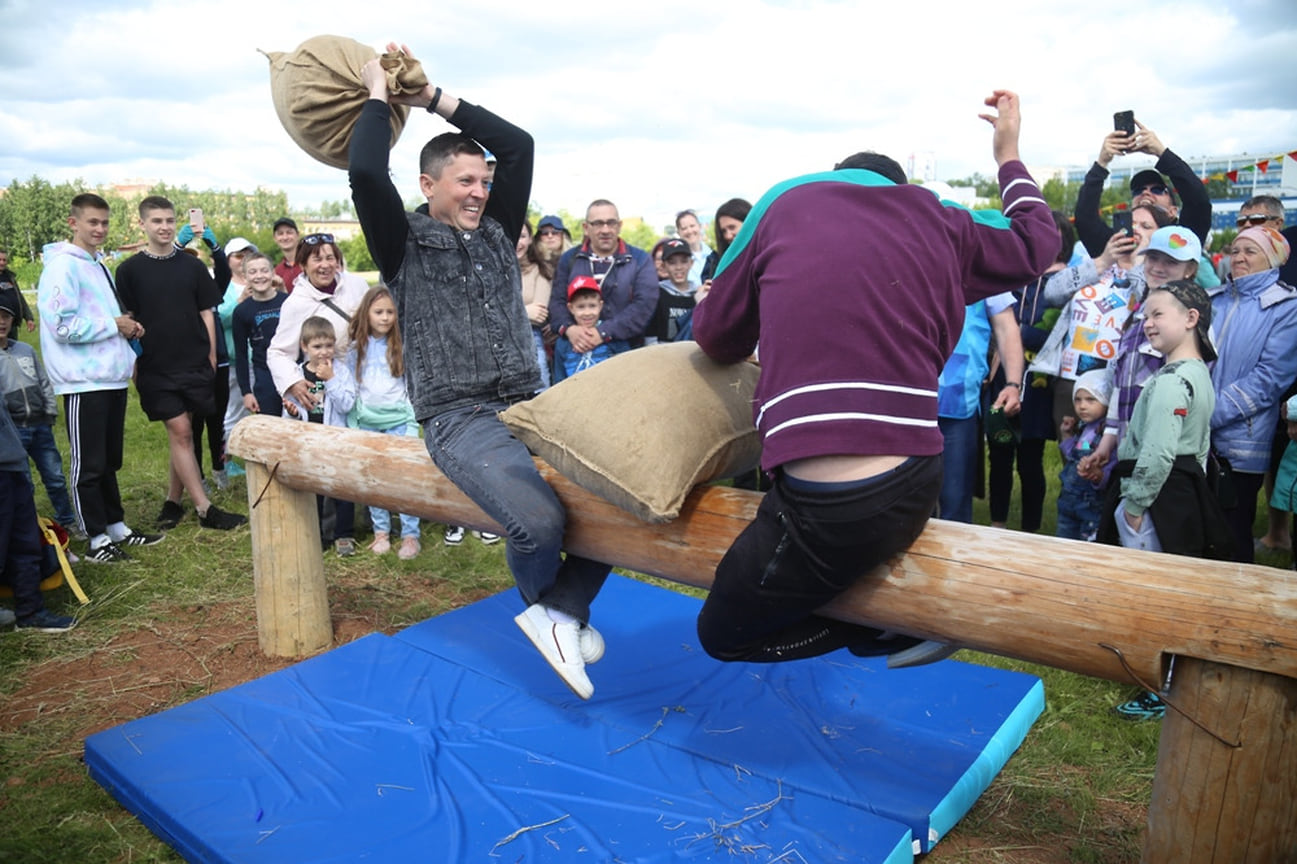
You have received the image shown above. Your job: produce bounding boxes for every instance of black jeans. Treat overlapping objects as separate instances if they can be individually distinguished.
[697,455,943,662]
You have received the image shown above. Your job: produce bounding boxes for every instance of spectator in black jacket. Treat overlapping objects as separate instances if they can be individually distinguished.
[1073,119,1211,259]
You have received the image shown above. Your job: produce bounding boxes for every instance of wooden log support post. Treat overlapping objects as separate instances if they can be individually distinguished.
[229,416,1297,862]
[243,459,332,657]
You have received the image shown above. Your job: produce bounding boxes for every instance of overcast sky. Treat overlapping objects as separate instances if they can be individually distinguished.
[4,0,1297,233]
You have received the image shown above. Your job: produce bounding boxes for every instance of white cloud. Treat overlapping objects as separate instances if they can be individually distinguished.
[2,0,1295,233]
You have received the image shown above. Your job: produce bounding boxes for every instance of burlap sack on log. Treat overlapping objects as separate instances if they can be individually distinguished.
[261,35,429,170]
[501,342,762,523]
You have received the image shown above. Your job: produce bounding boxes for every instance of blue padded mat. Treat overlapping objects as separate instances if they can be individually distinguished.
[86,575,1042,862]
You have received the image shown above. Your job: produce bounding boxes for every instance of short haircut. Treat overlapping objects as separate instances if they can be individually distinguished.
[675,209,699,229]
[299,316,335,345]
[242,251,273,271]
[1243,195,1285,219]
[419,132,485,179]
[138,195,174,218]
[834,152,907,185]
[70,192,110,217]
[585,199,617,219]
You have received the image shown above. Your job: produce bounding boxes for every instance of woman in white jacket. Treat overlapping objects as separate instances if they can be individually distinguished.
[266,233,370,412]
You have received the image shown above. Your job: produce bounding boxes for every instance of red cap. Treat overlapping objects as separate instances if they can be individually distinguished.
[567,275,601,300]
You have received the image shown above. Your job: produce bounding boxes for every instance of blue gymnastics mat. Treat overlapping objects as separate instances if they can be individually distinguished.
[86,575,1044,863]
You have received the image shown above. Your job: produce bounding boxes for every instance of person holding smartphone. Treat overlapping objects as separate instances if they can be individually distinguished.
[1072,112,1213,265]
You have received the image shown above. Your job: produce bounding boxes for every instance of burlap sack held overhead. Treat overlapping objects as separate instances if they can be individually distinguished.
[261,36,429,170]
[500,342,762,524]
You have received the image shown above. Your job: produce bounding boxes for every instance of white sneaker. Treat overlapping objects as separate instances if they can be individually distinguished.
[514,604,593,699]
[443,525,465,546]
[473,530,501,546]
[580,624,605,664]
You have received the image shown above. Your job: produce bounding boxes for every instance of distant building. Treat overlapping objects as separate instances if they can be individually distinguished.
[301,219,361,241]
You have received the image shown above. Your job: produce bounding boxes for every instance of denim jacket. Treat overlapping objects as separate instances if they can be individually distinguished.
[389,211,541,420]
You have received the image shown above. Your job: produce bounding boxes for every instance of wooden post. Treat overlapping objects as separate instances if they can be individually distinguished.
[1144,656,1297,863]
[244,459,332,657]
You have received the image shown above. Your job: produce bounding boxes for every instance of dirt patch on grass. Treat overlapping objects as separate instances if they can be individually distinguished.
[1,598,383,742]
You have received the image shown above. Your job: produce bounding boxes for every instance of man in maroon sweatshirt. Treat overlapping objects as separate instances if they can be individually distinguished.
[692,90,1058,668]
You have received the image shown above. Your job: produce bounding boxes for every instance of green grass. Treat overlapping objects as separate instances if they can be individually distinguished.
[0,379,1289,863]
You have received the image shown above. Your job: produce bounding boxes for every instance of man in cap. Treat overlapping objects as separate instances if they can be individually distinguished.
[271,217,303,291]
[1073,118,1211,260]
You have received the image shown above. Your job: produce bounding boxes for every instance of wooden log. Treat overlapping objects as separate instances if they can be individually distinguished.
[1144,657,1297,862]
[244,459,332,657]
[228,416,1297,686]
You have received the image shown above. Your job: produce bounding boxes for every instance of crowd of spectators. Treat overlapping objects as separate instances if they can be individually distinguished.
[3,106,1296,655]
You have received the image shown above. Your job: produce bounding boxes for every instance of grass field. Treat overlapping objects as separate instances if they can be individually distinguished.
[0,354,1289,863]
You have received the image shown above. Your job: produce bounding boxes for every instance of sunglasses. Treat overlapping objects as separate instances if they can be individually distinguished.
[586,219,620,230]
[302,233,335,245]
[1134,184,1169,197]
[1236,214,1277,228]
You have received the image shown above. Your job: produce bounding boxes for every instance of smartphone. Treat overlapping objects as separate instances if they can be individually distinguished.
[1113,110,1136,137]
[188,208,204,234]
[1112,210,1133,234]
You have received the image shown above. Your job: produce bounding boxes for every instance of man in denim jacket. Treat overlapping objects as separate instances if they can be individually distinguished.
[350,45,610,700]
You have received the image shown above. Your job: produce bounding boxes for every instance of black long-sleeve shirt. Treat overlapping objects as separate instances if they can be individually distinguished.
[1074,148,1212,258]
[349,99,533,283]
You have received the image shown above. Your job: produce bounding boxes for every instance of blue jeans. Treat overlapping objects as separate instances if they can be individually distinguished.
[366,423,420,539]
[937,415,979,523]
[17,424,76,527]
[531,329,550,391]
[1056,460,1103,542]
[423,403,609,623]
[0,470,46,619]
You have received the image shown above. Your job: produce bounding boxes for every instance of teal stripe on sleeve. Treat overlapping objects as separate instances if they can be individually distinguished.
[712,169,1012,280]
[712,169,897,280]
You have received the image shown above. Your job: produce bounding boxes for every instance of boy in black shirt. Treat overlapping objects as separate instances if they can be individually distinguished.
[115,196,246,531]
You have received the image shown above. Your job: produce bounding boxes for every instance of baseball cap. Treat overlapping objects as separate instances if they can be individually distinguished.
[273,217,298,232]
[224,237,257,256]
[0,289,21,320]
[1145,226,1201,263]
[566,275,601,300]
[1130,169,1174,200]
[660,238,691,260]
[1158,279,1217,363]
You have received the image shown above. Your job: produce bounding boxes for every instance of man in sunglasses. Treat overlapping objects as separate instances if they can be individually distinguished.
[1073,118,1211,262]
[351,44,611,700]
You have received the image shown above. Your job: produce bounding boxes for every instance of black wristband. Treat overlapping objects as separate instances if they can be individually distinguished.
[427,86,442,115]
[1003,382,1021,389]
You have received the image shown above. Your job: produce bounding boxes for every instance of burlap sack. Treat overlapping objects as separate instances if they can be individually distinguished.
[261,35,429,170]
[500,342,762,523]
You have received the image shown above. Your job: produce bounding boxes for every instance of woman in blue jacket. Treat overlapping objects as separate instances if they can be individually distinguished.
[1208,226,1297,562]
